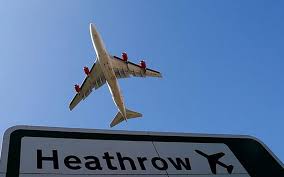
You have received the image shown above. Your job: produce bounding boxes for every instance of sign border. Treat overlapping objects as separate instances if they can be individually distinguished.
[1,126,283,177]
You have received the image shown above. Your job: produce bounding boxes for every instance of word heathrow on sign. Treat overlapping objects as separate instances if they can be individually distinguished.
[0,126,283,177]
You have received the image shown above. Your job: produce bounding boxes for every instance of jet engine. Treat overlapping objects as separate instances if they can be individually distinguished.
[122,52,128,62]
[74,84,81,93]
[140,60,146,69]
[84,66,90,75]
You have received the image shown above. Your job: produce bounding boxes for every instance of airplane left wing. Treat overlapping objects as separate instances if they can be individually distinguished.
[69,59,106,110]
[208,152,225,174]
[111,56,162,78]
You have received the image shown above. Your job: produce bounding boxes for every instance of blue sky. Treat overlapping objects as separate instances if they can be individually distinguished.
[0,0,283,164]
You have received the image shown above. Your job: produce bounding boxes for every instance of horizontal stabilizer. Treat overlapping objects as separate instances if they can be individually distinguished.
[110,109,142,127]
[125,109,142,118]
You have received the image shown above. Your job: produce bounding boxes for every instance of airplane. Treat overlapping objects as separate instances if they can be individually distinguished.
[195,150,234,174]
[69,23,162,127]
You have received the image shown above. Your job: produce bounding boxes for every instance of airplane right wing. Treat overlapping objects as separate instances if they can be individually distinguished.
[69,59,106,110]
[111,56,162,78]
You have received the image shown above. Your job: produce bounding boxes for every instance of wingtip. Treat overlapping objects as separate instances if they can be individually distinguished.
[69,104,75,111]
[110,122,116,128]
[227,165,234,174]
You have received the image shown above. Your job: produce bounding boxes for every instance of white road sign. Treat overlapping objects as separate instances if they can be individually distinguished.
[0,126,283,177]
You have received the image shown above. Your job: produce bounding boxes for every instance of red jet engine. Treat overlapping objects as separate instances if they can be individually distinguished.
[74,84,81,93]
[122,52,128,62]
[84,66,90,75]
[140,60,146,69]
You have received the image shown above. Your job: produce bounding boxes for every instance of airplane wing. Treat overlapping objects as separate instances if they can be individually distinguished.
[69,59,106,110]
[208,152,225,174]
[208,161,217,174]
[111,56,162,78]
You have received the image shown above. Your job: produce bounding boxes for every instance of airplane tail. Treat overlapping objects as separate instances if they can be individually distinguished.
[110,109,142,127]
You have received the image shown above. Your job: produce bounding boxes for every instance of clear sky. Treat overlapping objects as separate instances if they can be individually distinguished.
[0,0,283,164]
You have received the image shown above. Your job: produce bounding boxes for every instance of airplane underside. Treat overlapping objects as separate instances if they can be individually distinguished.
[69,23,162,127]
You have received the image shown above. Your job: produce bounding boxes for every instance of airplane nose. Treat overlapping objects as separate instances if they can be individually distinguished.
[90,23,99,44]
[90,23,95,33]
[90,23,95,30]
[89,22,106,55]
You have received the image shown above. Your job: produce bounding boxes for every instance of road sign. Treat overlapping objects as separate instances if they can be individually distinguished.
[0,126,283,177]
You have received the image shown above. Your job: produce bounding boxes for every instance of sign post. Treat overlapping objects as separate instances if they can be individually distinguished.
[0,126,283,177]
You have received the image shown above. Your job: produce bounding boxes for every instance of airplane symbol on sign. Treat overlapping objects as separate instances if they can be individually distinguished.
[195,150,234,174]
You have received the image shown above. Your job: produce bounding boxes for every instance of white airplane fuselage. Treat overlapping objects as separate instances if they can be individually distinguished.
[90,24,127,118]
